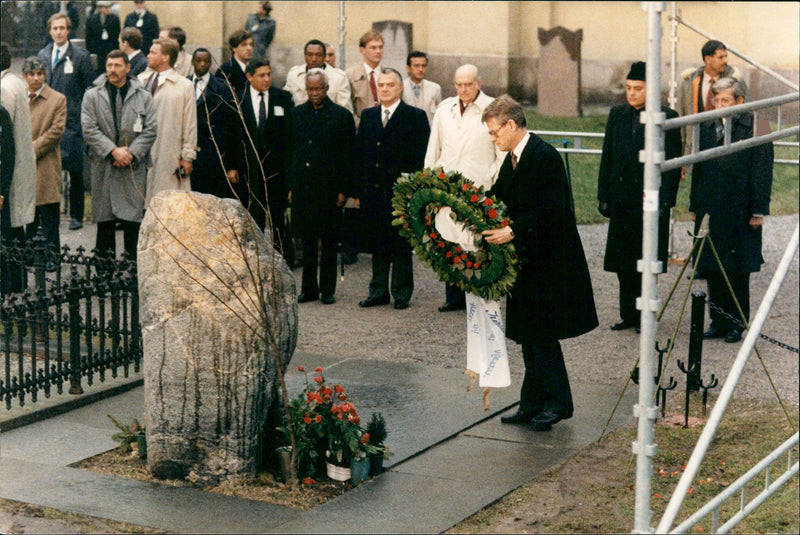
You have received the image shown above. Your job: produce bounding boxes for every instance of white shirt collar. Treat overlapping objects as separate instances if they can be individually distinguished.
[235,57,248,73]
[250,85,268,123]
[193,72,210,84]
[364,62,382,78]
[511,132,530,162]
[53,42,69,60]
[381,98,401,117]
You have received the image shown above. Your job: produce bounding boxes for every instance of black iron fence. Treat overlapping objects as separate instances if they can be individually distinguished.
[1,231,141,410]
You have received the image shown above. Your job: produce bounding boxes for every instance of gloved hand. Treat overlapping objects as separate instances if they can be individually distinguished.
[598,202,610,218]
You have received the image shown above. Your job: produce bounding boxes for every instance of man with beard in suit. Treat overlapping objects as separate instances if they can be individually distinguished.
[356,68,429,310]
[482,95,598,431]
[230,58,293,257]
[597,61,681,333]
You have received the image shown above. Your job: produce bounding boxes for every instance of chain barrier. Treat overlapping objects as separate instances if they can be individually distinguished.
[706,299,799,353]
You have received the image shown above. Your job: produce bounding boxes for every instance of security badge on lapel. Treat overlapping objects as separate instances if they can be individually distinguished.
[133,115,143,133]
[274,106,284,116]
[64,57,73,74]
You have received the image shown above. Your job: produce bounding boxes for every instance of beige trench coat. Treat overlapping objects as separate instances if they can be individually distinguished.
[30,84,67,206]
[0,70,37,228]
[138,68,197,205]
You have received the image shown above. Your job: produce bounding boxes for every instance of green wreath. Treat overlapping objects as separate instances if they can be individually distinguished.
[392,168,518,300]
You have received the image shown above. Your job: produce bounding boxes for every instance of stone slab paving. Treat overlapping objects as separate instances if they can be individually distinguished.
[0,354,636,534]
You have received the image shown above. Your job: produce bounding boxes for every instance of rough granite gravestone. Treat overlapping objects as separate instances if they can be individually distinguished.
[137,191,297,484]
[537,26,583,117]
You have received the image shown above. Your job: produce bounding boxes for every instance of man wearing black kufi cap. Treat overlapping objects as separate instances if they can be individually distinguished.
[597,61,682,332]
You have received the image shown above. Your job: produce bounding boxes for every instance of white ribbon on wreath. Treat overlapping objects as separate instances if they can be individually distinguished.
[434,208,511,389]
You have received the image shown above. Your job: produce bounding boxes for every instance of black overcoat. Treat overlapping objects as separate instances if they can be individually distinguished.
[690,112,772,273]
[85,12,121,74]
[357,101,429,254]
[489,134,598,343]
[122,9,159,54]
[288,97,356,241]
[597,104,682,273]
[191,75,238,198]
[37,42,96,172]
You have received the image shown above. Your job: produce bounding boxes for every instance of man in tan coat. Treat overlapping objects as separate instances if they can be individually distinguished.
[24,56,67,270]
[346,30,384,125]
[139,37,196,205]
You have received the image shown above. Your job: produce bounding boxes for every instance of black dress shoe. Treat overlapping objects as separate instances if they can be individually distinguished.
[610,319,638,331]
[359,295,390,308]
[393,301,409,310]
[297,293,318,303]
[530,410,564,431]
[69,219,83,230]
[703,326,726,339]
[725,329,742,343]
[500,409,535,424]
[438,301,466,312]
[320,295,336,305]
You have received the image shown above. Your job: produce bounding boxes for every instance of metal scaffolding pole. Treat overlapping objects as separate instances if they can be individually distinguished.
[338,1,347,71]
[633,2,666,533]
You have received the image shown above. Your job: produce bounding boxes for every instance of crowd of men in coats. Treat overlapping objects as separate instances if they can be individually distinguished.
[0,0,772,432]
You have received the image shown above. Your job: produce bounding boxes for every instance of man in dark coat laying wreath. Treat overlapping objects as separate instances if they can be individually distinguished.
[482,95,598,431]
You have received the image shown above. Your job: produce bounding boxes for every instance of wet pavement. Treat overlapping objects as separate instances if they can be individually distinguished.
[0,352,635,534]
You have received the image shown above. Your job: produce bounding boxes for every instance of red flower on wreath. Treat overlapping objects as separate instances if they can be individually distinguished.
[445,251,453,258]
[473,263,481,269]
[460,253,468,260]
[304,414,312,424]
[430,232,438,239]
[315,414,322,423]
[461,183,470,192]
[438,172,446,179]
[483,198,494,206]
[501,219,510,227]
[466,260,473,268]
[453,257,462,264]
[438,241,445,248]
[455,246,463,253]
[470,194,479,203]
[334,384,344,394]
[488,209,498,219]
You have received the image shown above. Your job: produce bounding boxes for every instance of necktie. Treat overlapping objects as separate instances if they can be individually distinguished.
[705,77,715,111]
[258,92,268,141]
[369,70,378,105]
[382,108,390,127]
[194,77,201,100]
[29,92,36,105]
[413,84,420,98]
[150,74,158,93]
[511,153,518,170]
[53,48,60,68]
[459,100,466,115]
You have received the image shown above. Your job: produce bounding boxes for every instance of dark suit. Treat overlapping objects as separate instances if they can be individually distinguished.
[288,97,356,299]
[123,9,159,54]
[85,11,121,75]
[128,51,148,78]
[489,133,598,418]
[190,74,238,198]
[216,59,248,96]
[357,101,429,305]
[233,85,293,255]
[597,104,681,325]
[37,41,95,223]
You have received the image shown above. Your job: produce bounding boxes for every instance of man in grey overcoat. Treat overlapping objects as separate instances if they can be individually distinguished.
[82,50,157,261]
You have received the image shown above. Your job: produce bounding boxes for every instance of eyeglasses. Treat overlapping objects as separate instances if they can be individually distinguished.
[487,122,508,138]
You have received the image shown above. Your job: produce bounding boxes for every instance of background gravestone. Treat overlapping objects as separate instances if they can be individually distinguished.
[537,26,583,117]
[372,20,412,73]
[137,191,297,485]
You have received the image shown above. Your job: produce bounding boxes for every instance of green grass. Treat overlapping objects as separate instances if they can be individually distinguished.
[525,109,799,225]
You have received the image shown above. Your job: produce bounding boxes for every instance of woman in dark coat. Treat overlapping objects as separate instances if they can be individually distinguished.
[483,96,597,431]
[288,71,356,303]
[690,77,772,343]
